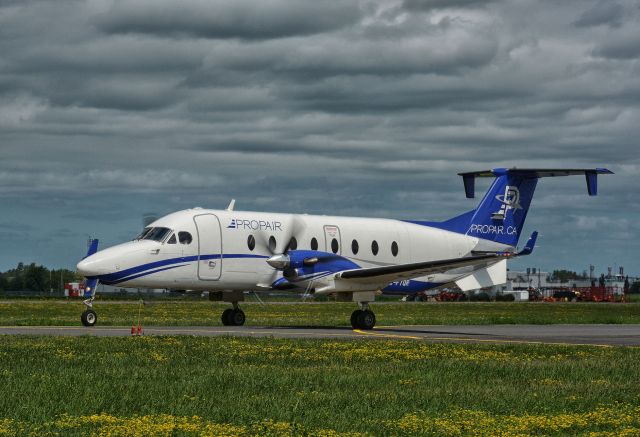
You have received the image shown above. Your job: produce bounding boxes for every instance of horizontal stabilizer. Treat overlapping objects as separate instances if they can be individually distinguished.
[455,259,507,291]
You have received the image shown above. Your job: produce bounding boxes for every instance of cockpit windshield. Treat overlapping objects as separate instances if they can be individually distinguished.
[136,227,172,242]
[136,228,152,240]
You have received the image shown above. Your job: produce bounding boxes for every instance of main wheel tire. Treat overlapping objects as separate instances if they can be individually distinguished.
[230,309,245,326]
[81,309,97,327]
[357,310,376,330]
[221,308,234,326]
[350,310,363,329]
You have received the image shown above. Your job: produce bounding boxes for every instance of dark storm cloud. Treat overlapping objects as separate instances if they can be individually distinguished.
[402,0,495,11]
[592,28,640,59]
[0,0,637,272]
[96,0,362,39]
[574,1,624,28]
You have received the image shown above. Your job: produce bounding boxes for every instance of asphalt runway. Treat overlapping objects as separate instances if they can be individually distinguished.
[1,324,638,346]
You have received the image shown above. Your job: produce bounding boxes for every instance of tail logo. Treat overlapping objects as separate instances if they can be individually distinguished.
[493,186,522,220]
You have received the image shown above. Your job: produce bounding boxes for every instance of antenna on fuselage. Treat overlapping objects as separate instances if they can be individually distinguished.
[226,199,236,211]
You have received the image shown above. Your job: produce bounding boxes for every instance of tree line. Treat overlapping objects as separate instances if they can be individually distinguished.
[0,263,82,292]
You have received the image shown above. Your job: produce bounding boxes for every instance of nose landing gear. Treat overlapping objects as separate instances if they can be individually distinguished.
[81,296,97,327]
[81,308,97,327]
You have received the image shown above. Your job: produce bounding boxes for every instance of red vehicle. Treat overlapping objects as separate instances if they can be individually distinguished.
[436,291,467,302]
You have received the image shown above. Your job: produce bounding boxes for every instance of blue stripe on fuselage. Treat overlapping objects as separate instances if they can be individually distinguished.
[99,264,188,285]
[91,253,268,284]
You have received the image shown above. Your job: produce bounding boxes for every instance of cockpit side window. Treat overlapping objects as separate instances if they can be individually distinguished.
[141,227,172,242]
[178,231,192,245]
[167,234,177,244]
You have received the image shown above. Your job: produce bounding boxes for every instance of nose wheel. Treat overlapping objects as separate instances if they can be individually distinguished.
[81,309,97,327]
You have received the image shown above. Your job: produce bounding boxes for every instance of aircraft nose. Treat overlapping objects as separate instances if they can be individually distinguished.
[77,255,109,277]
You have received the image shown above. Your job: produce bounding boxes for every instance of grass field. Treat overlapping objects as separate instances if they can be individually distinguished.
[1,300,640,327]
[0,336,639,435]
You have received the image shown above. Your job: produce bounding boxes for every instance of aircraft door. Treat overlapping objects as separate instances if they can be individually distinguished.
[194,214,222,280]
[323,225,341,255]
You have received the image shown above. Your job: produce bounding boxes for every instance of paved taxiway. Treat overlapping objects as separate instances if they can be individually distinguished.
[1,324,638,346]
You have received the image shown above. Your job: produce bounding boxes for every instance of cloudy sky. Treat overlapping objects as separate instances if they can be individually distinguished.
[1,0,638,275]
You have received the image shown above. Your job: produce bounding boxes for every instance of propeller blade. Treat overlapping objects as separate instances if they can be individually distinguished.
[253,233,279,255]
[284,215,306,253]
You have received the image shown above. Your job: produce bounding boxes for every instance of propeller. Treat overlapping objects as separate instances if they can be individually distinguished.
[256,215,307,285]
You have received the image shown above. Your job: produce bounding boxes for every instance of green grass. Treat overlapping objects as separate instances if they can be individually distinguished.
[0,336,639,435]
[627,293,640,303]
[1,300,640,327]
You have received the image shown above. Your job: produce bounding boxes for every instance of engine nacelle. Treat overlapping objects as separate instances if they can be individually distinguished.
[267,250,360,283]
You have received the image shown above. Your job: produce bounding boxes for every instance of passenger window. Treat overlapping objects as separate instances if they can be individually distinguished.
[268,236,277,252]
[392,241,399,257]
[178,232,192,245]
[167,234,177,244]
[351,239,359,255]
[371,240,379,256]
[331,238,339,254]
[247,235,256,251]
[288,237,297,251]
[311,237,318,251]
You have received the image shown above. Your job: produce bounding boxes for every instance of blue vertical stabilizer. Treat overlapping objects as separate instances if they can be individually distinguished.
[409,168,612,248]
[464,169,538,246]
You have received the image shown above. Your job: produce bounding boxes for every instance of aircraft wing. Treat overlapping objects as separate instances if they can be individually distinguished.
[334,253,508,285]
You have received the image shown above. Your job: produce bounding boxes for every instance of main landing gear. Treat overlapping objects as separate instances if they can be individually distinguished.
[351,302,376,330]
[221,303,245,326]
[210,290,246,326]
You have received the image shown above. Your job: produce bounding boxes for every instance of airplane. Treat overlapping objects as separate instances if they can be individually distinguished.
[77,167,612,329]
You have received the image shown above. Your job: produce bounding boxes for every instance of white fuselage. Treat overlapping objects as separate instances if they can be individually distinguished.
[77,208,497,294]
